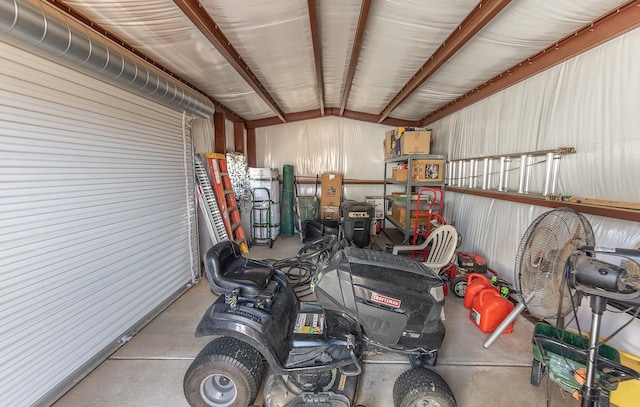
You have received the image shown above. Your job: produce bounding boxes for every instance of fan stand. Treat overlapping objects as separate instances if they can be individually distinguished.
[580,295,606,407]
[484,238,586,349]
[483,303,524,348]
[483,283,626,407]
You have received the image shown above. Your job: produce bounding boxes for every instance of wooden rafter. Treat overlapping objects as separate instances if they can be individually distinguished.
[420,0,640,126]
[214,112,226,153]
[44,0,244,122]
[307,0,325,116]
[233,122,245,153]
[377,0,511,123]
[339,0,372,116]
[173,0,286,122]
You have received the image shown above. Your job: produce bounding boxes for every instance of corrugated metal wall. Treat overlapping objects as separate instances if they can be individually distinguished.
[0,41,199,406]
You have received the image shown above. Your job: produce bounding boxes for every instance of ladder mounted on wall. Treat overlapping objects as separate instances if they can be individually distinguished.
[194,154,229,245]
[206,153,249,253]
[446,147,576,197]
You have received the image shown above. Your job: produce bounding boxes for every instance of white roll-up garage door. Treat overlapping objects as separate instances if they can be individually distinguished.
[0,42,199,406]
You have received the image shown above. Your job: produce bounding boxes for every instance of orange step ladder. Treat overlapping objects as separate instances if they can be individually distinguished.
[412,187,446,261]
[206,153,249,253]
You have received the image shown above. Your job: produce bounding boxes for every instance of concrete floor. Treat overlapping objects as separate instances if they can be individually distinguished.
[54,235,579,407]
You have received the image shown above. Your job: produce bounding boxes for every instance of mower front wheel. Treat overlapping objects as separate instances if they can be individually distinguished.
[449,277,467,298]
[184,337,264,407]
[393,368,456,407]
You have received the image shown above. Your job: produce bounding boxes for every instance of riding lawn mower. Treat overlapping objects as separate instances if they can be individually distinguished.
[183,236,456,407]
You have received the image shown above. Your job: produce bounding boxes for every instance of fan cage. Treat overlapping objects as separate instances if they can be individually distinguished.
[514,208,595,320]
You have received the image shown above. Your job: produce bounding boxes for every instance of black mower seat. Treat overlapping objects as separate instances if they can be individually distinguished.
[204,241,273,297]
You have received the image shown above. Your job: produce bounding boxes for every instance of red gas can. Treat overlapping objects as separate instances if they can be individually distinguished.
[469,289,515,334]
[463,273,494,309]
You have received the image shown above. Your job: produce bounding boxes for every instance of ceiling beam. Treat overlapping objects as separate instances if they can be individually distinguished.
[339,0,372,116]
[377,0,512,123]
[173,0,286,122]
[307,0,325,116]
[246,108,417,129]
[44,0,244,122]
[420,0,640,126]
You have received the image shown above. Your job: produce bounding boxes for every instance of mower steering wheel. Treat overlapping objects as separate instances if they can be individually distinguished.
[297,235,338,262]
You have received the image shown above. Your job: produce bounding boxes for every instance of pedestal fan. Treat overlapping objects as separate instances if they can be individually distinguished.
[483,208,640,406]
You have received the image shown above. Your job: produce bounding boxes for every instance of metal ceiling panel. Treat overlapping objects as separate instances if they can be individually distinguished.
[63,0,274,119]
[345,0,479,114]
[392,0,631,121]
[199,0,319,114]
[318,0,361,108]
[41,0,636,123]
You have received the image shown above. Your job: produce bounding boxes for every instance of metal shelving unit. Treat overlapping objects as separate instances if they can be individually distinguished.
[382,154,447,243]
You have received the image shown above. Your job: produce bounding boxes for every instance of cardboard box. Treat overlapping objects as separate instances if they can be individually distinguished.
[391,204,416,223]
[384,131,394,159]
[391,204,426,230]
[388,192,403,215]
[392,168,408,182]
[320,205,340,220]
[391,204,415,228]
[401,217,419,230]
[401,130,431,156]
[320,173,343,206]
[389,127,431,157]
[365,196,385,219]
[412,159,444,182]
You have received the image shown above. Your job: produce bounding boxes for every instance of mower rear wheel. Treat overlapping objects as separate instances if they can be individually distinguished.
[530,358,544,387]
[449,277,467,298]
[393,368,456,407]
[184,337,264,407]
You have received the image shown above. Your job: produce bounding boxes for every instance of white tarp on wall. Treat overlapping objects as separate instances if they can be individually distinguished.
[256,116,393,200]
[432,28,640,354]
[255,28,640,354]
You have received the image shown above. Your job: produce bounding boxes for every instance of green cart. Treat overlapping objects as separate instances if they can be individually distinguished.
[530,323,638,405]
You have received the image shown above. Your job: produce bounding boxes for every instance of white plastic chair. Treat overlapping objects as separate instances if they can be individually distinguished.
[392,225,459,273]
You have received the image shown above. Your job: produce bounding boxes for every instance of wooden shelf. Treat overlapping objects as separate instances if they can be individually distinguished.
[446,186,640,223]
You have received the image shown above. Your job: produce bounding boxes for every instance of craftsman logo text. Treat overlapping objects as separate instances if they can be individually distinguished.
[371,292,401,308]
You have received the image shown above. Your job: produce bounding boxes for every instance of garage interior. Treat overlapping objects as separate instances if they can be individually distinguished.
[1,1,639,407]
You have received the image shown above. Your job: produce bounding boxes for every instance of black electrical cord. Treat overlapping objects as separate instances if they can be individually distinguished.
[256,254,323,300]
[602,305,640,344]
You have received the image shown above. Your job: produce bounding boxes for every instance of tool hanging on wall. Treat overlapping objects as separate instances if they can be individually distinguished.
[194,154,229,245]
[206,153,249,254]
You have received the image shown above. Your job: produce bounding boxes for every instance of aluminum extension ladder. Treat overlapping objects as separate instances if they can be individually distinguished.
[194,154,229,245]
